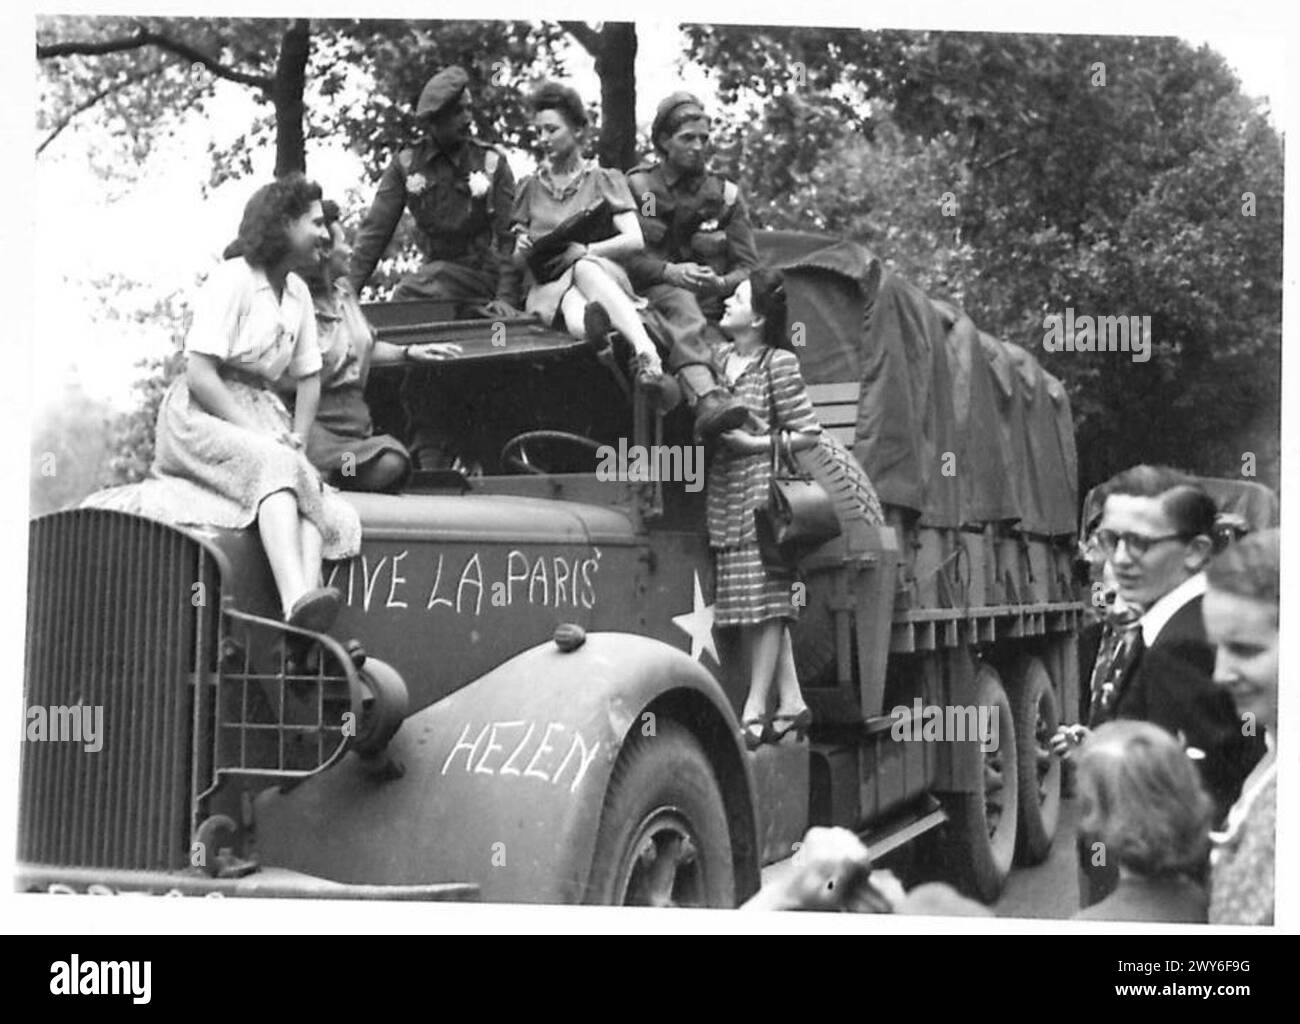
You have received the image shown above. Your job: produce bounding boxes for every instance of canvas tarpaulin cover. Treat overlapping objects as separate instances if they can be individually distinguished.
[757,232,1078,534]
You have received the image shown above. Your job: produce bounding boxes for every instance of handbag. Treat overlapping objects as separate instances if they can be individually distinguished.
[527,198,614,283]
[752,351,842,569]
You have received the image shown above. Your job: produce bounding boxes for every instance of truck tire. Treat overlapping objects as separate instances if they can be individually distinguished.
[584,721,736,908]
[937,664,1019,903]
[1009,654,1062,865]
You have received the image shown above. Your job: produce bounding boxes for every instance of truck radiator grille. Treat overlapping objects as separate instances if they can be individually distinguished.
[20,510,218,871]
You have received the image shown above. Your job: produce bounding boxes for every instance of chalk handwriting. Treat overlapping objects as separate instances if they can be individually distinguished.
[326,546,601,616]
[440,719,602,794]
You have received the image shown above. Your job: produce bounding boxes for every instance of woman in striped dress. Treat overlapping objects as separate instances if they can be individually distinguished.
[709,269,821,749]
[710,268,886,749]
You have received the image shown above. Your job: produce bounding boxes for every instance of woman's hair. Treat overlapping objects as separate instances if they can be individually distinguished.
[1206,527,1280,610]
[528,81,587,130]
[749,266,791,351]
[233,172,324,269]
[320,198,341,230]
[1076,720,1215,878]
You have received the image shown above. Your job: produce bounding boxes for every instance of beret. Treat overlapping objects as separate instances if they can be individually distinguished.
[417,66,469,118]
[651,91,707,141]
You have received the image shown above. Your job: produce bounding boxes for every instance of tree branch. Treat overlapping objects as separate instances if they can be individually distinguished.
[558,21,603,57]
[37,66,155,156]
[38,26,272,93]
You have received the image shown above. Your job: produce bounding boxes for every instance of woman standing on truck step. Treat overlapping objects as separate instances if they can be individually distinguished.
[86,175,360,633]
[511,81,665,387]
[709,268,883,749]
[286,198,463,493]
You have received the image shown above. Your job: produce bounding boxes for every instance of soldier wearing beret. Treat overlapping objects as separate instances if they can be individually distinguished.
[347,66,521,317]
[626,92,758,439]
[347,67,521,470]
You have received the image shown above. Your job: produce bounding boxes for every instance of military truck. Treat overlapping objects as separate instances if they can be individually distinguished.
[18,230,1086,906]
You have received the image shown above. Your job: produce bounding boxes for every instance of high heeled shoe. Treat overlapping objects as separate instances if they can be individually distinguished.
[632,348,664,387]
[769,707,812,743]
[740,716,771,751]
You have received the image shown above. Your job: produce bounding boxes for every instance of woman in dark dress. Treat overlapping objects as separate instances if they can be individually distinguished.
[290,199,461,492]
[512,82,664,384]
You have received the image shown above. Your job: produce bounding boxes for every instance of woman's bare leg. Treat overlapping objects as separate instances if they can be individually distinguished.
[773,625,808,717]
[571,260,661,368]
[258,490,308,616]
[740,618,784,723]
[299,517,323,591]
[558,288,588,339]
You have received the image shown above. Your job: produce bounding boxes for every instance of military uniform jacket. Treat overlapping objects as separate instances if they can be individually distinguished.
[347,136,520,302]
[624,162,759,317]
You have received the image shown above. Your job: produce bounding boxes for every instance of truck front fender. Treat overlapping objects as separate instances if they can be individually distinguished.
[254,631,751,905]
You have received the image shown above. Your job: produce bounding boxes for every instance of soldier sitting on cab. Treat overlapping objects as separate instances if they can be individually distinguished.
[625,92,755,440]
[346,65,521,470]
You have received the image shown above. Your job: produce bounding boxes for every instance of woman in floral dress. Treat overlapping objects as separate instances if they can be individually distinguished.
[85,175,360,632]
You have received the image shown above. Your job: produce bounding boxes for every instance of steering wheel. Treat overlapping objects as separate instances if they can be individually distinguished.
[499,430,604,475]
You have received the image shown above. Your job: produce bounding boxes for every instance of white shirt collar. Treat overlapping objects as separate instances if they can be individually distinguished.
[1138,571,1207,646]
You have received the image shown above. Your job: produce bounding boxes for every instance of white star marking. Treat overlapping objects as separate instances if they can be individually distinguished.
[672,570,719,665]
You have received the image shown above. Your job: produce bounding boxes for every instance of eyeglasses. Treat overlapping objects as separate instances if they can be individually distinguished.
[1094,529,1189,557]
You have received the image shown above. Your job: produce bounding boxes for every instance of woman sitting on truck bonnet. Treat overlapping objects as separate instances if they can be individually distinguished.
[283,198,463,492]
[511,81,665,387]
[84,174,359,633]
[709,268,884,749]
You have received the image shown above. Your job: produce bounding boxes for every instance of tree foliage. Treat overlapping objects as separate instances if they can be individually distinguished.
[691,29,1283,491]
[35,19,1284,499]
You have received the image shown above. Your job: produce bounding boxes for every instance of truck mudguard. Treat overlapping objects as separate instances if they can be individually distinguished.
[252,631,751,904]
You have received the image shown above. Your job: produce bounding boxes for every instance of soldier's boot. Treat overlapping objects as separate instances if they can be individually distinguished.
[678,364,747,440]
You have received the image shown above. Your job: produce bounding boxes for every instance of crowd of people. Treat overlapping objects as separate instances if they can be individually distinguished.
[760,482,1277,923]
[82,66,1277,922]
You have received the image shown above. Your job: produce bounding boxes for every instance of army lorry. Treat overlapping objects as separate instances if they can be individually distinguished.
[18,230,1086,906]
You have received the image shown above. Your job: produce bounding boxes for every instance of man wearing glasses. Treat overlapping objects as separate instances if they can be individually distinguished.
[1055,465,1265,908]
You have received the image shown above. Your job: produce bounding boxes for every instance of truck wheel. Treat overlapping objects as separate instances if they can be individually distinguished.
[585,721,735,908]
[1010,655,1062,865]
[938,664,1019,903]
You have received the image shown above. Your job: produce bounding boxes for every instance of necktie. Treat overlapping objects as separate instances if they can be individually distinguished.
[1089,624,1144,724]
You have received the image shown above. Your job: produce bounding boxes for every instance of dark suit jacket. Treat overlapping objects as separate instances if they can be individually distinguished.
[1112,594,1265,823]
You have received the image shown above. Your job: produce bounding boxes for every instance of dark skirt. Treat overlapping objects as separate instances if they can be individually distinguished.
[306,384,411,488]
